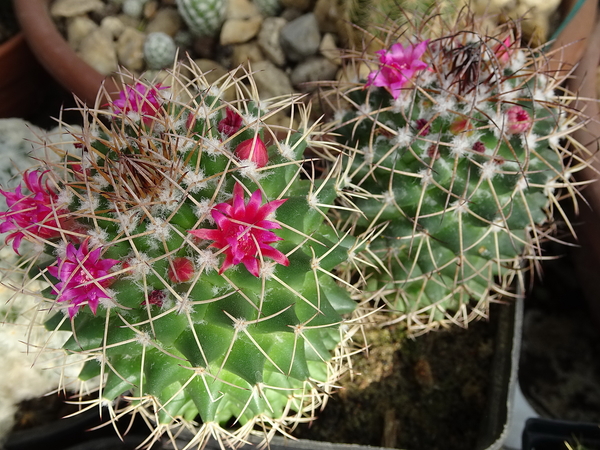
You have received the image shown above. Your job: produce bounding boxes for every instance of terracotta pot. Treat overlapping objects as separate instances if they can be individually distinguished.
[13,0,120,106]
[0,32,49,118]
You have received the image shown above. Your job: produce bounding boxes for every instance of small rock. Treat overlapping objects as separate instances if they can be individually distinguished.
[220,16,263,46]
[78,28,118,76]
[290,56,338,91]
[257,17,287,67]
[101,16,126,39]
[252,60,294,99]
[143,0,159,19]
[231,42,265,68]
[279,13,320,62]
[280,8,303,22]
[319,33,341,65]
[313,0,341,34]
[117,27,146,72]
[66,16,98,51]
[146,8,182,37]
[226,0,261,20]
[50,0,104,17]
[281,0,313,12]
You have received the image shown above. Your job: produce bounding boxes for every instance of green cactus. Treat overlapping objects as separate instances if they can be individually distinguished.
[176,0,227,37]
[324,16,584,333]
[253,0,280,17]
[1,63,359,446]
[144,32,177,70]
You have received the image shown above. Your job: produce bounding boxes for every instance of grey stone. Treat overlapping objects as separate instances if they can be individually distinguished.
[117,27,146,72]
[257,17,287,67]
[78,28,118,76]
[290,56,338,91]
[279,13,320,62]
[146,7,182,36]
[220,16,263,46]
[252,60,294,99]
[66,16,98,51]
[50,0,104,17]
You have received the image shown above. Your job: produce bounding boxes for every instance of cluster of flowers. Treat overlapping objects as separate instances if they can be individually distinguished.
[0,34,531,320]
[0,83,285,318]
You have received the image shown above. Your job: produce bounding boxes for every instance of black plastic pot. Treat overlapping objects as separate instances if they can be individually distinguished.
[522,417,600,450]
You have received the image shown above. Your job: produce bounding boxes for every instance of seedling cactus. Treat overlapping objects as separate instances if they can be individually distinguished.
[1,63,359,448]
[176,0,227,37]
[324,14,587,333]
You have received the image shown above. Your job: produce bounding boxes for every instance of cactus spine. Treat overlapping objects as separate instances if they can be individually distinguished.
[326,16,584,333]
[2,63,359,447]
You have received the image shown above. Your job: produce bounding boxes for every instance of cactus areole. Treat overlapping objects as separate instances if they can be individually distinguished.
[332,23,580,332]
[0,64,358,447]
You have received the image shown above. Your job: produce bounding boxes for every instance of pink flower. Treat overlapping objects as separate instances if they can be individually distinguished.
[218,107,243,136]
[0,170,69,253]
[493,36,513,65]
[366,40,429,99]
[48,240,119,318]
[506,106,531,134]
[189,183,288,277]
[234,136,269,168]
[168,257,195,283]
[111,83,166,122]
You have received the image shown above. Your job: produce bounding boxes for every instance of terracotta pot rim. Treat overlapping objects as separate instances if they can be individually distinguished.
[13,0,119,106]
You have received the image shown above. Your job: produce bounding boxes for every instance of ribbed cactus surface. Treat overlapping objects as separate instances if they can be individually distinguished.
[328,19,581,332]
[1,64,358,447]
[176,0,227,37]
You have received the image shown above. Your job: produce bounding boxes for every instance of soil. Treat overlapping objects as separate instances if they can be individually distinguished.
[10,392,80,431]
[294,306,501,450]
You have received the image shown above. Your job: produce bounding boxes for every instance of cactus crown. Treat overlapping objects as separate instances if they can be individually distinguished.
[323,12,586,333]
[1,62,360,448]
[176,0,228,37]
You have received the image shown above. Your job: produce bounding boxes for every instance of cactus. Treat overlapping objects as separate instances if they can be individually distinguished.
[144,32,177,70]
[253,0,280,17]
[176,0,228,37]
[324,15,585,333]
[1,62,360,447]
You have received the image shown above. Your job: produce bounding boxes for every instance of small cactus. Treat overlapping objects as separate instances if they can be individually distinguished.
[144,32,177,70]
[324,14,586,333]
[1,63,360,447]
[253,0,280,17]
[176,0,228,37]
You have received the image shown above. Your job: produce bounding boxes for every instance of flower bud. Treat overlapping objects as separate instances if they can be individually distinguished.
[234,136,269,168]
[218,107,243,136]
[506,106,531,134]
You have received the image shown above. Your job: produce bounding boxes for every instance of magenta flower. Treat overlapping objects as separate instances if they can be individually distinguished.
[234,135,269,168]
[48,240,119,318]
[111,83,166,122]
[218,107,243,136]
[493,36,513,64]
[189,183,289,277]
[366,40,429,99]
[0,170,69,253]
[506,106,531,134]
